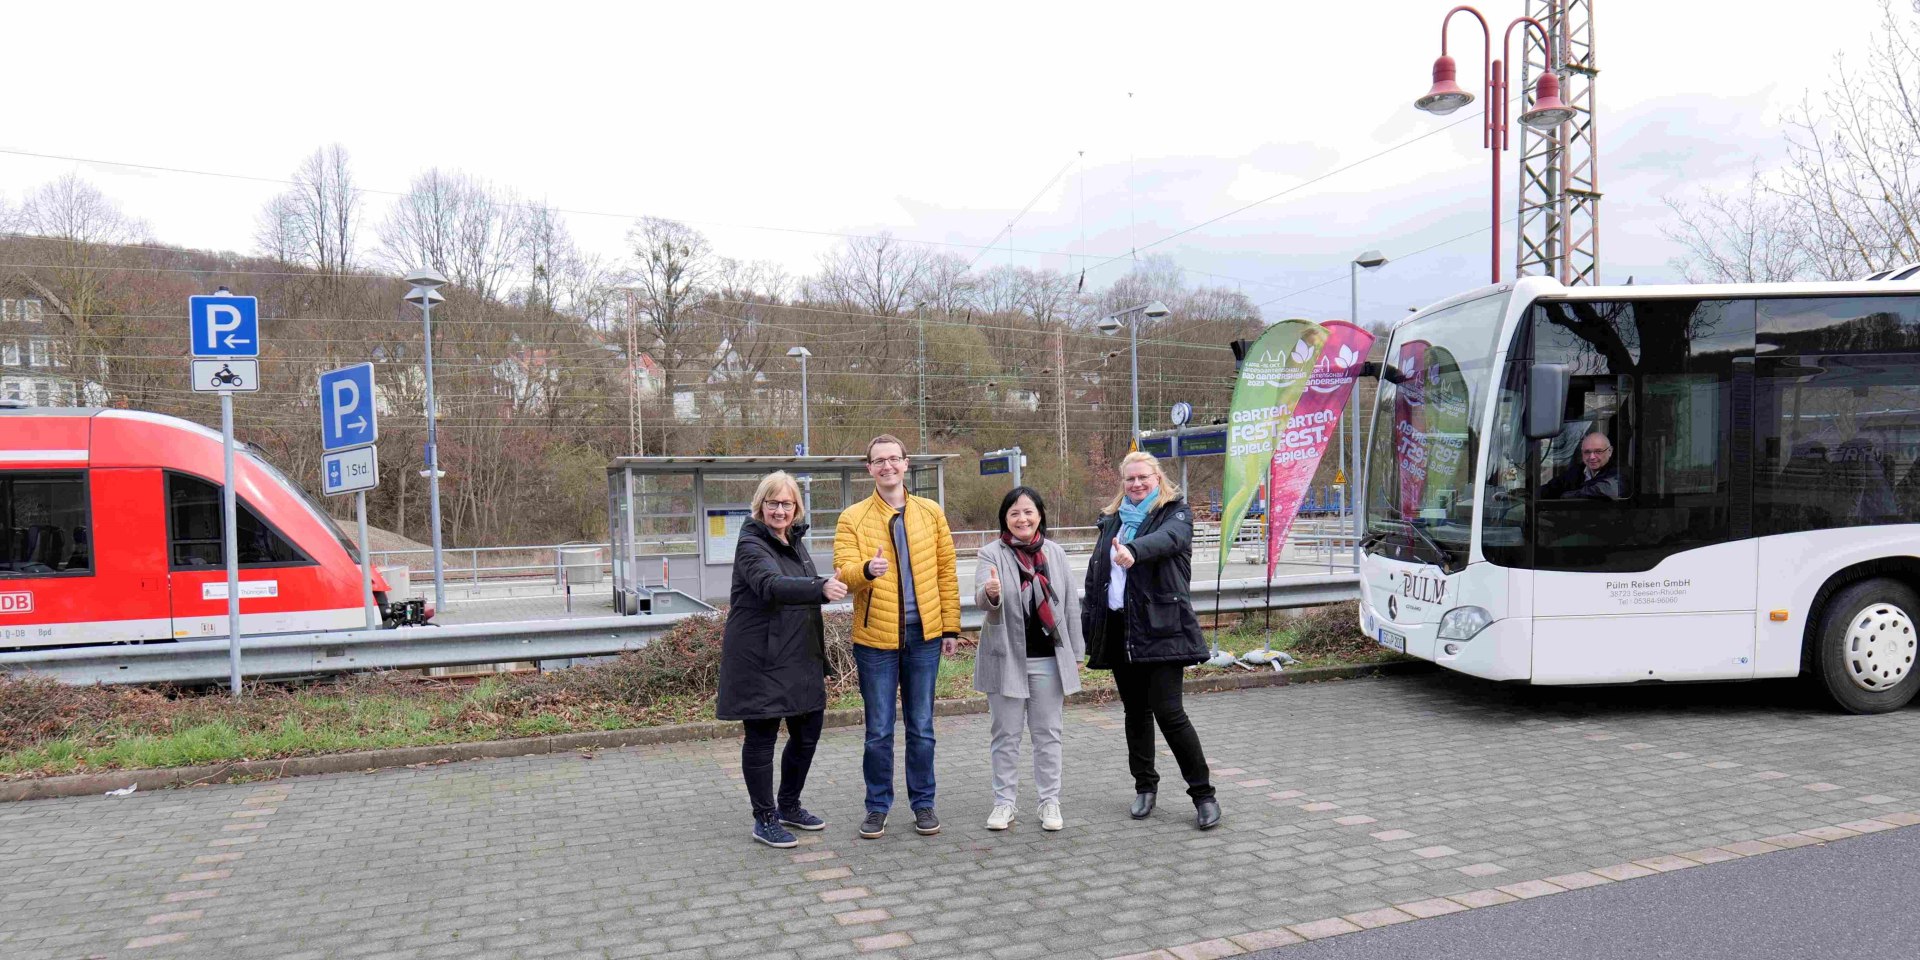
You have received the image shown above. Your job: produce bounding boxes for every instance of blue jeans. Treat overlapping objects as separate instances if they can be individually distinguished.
[854,627,941,813]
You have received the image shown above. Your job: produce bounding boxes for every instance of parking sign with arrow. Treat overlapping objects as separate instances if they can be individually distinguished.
[189,294,260,358]
[319,363,378,451]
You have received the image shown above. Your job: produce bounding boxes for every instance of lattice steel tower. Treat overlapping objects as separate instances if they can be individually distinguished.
[1517,0,1599,284]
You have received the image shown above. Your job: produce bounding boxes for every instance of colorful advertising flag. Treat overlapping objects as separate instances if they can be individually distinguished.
[1221,319,1328,575]
[1265,321,1376,576]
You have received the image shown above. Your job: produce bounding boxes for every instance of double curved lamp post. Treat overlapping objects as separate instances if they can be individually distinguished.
[1414,5,1574,284]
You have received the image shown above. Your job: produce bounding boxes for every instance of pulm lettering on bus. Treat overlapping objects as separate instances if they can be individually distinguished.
[1402,572,1447,604]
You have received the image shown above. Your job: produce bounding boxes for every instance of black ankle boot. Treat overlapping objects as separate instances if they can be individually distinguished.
[1194,797,1221,830]
[1130,791,1157,819]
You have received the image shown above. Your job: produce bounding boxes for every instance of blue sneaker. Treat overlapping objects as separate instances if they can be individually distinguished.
[779,805,826,831]
[752,812,798,848]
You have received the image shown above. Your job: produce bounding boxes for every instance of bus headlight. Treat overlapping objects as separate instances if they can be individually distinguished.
[1437,605,1492,642]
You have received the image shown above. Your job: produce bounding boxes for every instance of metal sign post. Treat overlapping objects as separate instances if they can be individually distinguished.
[1170,402,1193,496]
[190,289,261,697]
[320,363,381,630]
[980,446,1025,488]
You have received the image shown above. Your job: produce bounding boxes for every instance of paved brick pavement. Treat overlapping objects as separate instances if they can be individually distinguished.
[2,670,1917,960]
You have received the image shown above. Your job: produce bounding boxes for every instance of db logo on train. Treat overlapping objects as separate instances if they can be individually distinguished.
[0,592,33,615]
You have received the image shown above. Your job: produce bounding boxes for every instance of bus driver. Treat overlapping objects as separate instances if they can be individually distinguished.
[1540,432,1622,500]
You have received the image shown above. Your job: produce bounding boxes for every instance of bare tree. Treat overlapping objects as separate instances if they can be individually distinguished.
[255,145,361,312]
[15,173,148,329]
[377,169,529,304]
[812,232,930,318]
[1773,1,1920,278]
[919,252,976,316]
[1661,172,1814,283]
[626,217,717,449]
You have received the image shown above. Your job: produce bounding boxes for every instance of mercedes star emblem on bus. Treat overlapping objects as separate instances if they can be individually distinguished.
[1388,596,1398,621]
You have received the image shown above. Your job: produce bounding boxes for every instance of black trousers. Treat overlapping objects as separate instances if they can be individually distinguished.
[1107,619,1215,801]
[741,710,825,817]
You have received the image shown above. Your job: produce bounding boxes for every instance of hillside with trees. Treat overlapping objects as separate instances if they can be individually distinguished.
[0,154,1288,545]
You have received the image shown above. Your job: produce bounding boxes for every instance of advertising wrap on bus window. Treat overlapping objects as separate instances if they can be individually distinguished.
[1393,340,1431,516]
[1266,320,1376,577]
[1221,319,1329,575]
[1417,346,1470,520]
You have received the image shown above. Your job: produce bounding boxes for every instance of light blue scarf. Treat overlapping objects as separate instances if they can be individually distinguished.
[1117,487,1160,541]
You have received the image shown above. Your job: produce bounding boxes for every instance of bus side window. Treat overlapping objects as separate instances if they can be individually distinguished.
[1755,351,1920,534]
[1529,298,1751,572]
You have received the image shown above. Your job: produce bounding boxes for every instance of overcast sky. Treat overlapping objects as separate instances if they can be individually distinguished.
[0,0,1895,322]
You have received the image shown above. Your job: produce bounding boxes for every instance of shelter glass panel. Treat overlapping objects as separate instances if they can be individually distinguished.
[703,475,761,507]
[636,473,694,497]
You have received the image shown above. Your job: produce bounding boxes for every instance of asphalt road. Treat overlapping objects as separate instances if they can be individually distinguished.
[1254,827,1920,960]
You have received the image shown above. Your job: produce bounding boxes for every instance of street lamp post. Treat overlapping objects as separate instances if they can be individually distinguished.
[786,346,812,456]
[1098,300,1171,450]
[1349,250,1387,567]
[1414,5,1573,284]
[404,268,449,614]
[787,345,813,519]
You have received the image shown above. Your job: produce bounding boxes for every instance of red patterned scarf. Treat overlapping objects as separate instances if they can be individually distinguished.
[1000,533,1057,638]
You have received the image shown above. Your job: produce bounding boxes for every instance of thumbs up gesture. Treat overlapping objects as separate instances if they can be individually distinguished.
[822,568,849,602]
[867,544,890,579]
[983,564,1001,603]
[1112,542,1135,569]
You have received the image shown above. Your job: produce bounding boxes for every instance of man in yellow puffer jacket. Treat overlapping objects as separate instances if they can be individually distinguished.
[833,434,960,839]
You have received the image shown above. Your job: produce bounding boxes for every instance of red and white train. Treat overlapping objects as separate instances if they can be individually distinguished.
[1,407,401,648]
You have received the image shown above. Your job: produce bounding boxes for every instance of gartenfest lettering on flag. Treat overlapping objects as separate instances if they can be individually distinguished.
[1218,318,1375,581]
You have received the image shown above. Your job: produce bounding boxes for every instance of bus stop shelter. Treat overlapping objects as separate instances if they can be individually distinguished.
[606,454,953,610]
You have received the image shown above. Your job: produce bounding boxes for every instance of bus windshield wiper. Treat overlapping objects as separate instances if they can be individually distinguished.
[1381,517,1450,569]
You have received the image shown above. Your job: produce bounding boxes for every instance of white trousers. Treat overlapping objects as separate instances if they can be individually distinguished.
[986,656,1066,806]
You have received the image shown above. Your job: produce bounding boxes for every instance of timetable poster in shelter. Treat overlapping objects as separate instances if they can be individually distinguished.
[1265,320,1376,576]
[1221,319,1329,575]
[1393,340,1432,517]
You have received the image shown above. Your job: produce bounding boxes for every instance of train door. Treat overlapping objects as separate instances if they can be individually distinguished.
[163,471,328,638]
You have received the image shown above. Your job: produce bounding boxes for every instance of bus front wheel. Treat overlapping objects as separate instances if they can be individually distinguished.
[1815,578,1920,714]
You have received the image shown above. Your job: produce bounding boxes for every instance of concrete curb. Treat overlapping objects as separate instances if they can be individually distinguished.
[0,659,1427,803]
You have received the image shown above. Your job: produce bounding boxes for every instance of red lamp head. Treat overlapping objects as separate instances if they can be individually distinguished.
[1519,71,1574,129]
[1414,55,1475,115]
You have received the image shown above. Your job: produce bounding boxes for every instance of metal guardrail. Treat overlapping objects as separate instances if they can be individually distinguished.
[0,574,1359,686]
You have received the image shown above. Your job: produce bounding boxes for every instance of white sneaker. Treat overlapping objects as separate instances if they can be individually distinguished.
[986,803,1016,830]
[1039,799,1064,831]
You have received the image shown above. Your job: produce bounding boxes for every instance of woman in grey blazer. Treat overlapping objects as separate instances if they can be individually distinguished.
[973,486,1085,831]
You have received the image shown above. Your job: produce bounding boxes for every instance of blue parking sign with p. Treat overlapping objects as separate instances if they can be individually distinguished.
[189,295,259,358]
[319,363,378,451]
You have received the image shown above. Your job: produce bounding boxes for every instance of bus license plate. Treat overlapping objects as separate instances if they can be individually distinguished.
[1377,628,1406,653]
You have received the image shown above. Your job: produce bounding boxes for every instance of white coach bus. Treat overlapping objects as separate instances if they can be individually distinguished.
[1357,273,1920,713]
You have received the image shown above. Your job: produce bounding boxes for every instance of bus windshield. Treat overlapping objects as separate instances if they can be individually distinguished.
[1363,291,1510,570]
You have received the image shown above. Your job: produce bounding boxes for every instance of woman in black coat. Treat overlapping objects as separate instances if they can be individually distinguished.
[1082,451,1220,830]
[717,471,848,848]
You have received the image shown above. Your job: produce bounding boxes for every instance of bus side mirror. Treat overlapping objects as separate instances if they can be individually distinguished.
[1359,361,1407,384]
[1526,363,1570,440]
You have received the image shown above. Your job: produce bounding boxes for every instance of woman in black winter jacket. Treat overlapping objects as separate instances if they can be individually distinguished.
[1082,451,1220,831]
[717,471,849,848]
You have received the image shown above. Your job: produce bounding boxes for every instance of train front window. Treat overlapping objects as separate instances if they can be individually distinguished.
[1,472,91,575]
[166,473,310,567]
